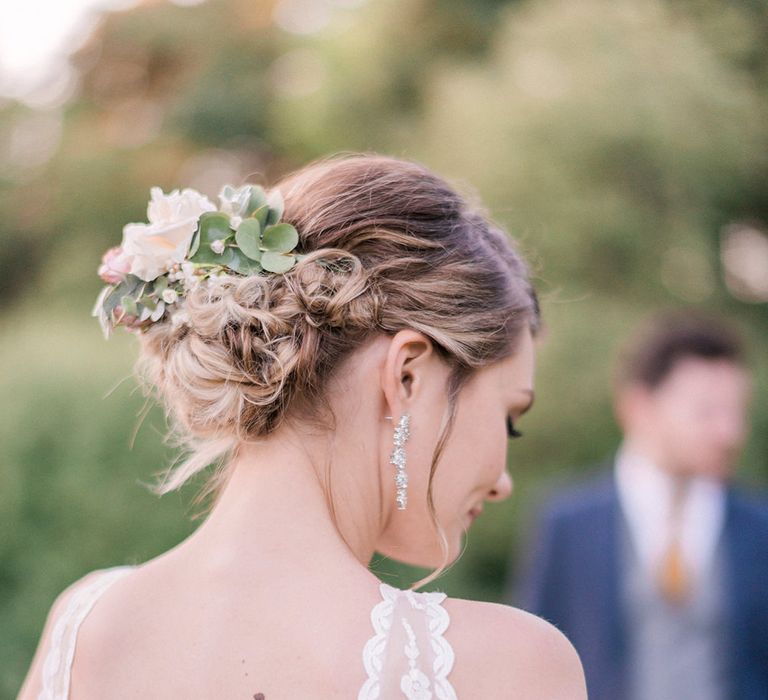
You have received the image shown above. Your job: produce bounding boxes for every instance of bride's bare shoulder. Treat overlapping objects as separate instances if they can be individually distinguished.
[16,568,116,700]
[443,596,587,699]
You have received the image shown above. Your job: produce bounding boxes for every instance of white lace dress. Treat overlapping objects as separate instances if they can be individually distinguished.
[38,565,457,700]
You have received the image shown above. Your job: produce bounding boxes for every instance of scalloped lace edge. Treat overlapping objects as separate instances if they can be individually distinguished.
[358,582,457,699]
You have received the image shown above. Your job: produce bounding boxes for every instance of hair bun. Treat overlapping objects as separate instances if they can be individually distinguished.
[135,153,539,501]
[286,248,375,330]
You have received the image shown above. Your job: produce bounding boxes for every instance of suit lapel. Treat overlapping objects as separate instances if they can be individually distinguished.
[574,460,628,696]
[594,466,628,675]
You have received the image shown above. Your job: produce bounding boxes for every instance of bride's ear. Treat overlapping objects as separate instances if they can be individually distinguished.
[380,329,435,417]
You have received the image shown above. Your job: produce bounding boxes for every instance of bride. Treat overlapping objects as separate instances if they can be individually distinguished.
[18,153,586,699]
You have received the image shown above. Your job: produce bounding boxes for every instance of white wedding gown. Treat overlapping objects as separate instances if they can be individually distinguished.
[37,565,458,700]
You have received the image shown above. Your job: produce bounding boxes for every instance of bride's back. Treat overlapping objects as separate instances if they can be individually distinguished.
[23,554,583,699]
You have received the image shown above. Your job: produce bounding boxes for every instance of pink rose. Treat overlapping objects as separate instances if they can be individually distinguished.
[98,246,131,284]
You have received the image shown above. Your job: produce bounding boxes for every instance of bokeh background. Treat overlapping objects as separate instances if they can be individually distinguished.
[2,0,767,695]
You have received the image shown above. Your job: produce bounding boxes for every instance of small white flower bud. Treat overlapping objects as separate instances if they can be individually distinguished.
[162,288,178,304]
[210,239,226,255]
[170,308,190,328]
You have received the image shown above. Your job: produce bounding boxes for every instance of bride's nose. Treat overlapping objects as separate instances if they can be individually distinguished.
[487,469,513,502]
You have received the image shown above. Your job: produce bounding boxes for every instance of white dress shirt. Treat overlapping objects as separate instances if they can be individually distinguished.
[613,442,727,584]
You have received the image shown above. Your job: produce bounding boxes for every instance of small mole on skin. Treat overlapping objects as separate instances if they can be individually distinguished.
[253,694,265,700]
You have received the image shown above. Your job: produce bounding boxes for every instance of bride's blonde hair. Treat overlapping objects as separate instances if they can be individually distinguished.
[135,152,540,586]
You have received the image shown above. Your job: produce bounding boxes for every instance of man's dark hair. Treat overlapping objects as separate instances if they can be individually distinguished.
[615,309,747,389]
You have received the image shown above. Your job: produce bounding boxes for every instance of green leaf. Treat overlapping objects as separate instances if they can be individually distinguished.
[138,295,157,310]
[261,251,296,273]
[192,245,236,266]
[198,212,232,244]
[262,223,299,253]
[120,295,137,316]
[153,275,168,294]
[103,287,121,315]
[120,274,144,296]
[250,204,270,229]
[245,185,268,215]
[235,219,262,260]
[227,249,263,275]
[189,226,201,257]
[103,275,142,314]
[190,213,235,265]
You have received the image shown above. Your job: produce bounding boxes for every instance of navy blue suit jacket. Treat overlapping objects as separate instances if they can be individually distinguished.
[516,459,768,700]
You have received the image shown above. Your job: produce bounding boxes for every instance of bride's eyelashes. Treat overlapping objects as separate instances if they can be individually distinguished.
[506,415,523,439]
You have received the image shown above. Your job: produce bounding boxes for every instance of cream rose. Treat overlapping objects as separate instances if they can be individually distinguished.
[121,186,216,281]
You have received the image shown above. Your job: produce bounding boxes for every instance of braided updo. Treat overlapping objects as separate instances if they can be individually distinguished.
[136,153,540,511]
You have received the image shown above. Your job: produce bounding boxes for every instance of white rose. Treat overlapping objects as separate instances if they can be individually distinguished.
[121,186,216,281]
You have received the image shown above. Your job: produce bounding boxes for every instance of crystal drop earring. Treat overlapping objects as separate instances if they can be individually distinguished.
[386,412,411,510]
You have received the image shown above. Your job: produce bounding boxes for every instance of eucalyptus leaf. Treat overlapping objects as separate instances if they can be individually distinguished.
[150,301,166,322]
[198,212,232,244]
[250,204,269,229]
[111,274,144,300]
[245,185,268,215]
[235,218,262,260]
[120,295,138,316]
[190,214,235,264]
[129,275,146,293]
[103,287,122,315]
[189,226,201,257]
[153,275,168,294]
[262,223,299,253]
[227,249,263,275]
[261,251,296,273]
[192,245,236,266]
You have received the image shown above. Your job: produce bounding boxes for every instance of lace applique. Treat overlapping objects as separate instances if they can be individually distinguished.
[39,566,135,700]
[400,617,431,699]
[359,582,457,700]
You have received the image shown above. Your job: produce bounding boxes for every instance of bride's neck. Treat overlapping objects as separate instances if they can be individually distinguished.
[167,429,383,586]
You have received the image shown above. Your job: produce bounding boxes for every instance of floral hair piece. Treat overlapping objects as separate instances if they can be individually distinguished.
[91,184,304,339]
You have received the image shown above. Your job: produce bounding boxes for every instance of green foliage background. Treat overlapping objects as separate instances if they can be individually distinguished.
[2,0,767,695]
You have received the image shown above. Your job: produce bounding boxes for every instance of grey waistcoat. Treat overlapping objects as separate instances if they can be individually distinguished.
[619,510,729,700]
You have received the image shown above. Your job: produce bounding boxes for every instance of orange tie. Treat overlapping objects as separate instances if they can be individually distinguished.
[657,479,692,605]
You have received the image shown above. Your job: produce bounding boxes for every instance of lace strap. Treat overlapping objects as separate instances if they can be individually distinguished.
[38,566,135,700]
[359,582,457,700]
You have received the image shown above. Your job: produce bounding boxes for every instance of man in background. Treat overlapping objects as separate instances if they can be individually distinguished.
[510,310,768,700]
